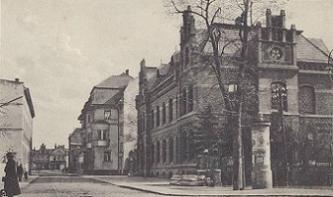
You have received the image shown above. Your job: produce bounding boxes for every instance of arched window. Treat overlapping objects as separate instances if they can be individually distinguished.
[156,141,160,163]
[162,140,167,163]
[299,86,315,114]
[169,138,174,163]
[271,82,288,111]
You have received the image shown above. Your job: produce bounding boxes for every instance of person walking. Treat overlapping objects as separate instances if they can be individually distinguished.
[17,164,23,182]
[3,152,21,197]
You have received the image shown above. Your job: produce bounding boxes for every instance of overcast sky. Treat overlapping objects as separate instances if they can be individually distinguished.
[1,0,332,149]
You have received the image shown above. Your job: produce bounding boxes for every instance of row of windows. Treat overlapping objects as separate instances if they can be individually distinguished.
[86,109,117,125]
[151,132,194,165]
[149,86,194,129]
[270,82,316,114]
[86,129,108,141]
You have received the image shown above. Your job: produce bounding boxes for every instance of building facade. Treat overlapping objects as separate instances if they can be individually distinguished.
[31,144,68,170]
[76,70,138,174]
[136,8,333,186]
[68,128,84,173]
[0,78,35,176]
[31,144,51,170]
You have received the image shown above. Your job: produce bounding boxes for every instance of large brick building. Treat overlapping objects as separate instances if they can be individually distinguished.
[136,8,333,186]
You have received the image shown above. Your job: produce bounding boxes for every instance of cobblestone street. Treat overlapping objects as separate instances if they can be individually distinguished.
[20,176,165,197]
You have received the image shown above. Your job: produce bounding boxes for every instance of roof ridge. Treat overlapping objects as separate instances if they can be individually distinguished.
[301,34,329,58]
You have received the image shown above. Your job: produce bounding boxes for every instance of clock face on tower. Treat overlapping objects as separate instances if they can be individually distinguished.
[269,47,283,60]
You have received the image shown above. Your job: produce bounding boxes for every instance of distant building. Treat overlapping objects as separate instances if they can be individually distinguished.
[49,145,68,170]
[0,78,35,176]
[31,144,50,170]
[76,69,138,174]
[68,128,84,173]
[31,144,68,170]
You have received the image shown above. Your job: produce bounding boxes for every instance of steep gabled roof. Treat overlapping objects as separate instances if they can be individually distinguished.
[297,35,329,63]
[96,73,133,89]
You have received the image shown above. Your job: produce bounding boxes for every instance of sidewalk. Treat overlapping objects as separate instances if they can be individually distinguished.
[87,175,333,196]
[0,175,38,190]
[20,175,39,189]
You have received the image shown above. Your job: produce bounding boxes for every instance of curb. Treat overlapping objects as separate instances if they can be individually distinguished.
[90,177,184,196]
[90,178,333,197]
[20,176,39,189]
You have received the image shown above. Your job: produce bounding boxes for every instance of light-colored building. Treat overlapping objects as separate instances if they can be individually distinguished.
[0,78,35,176]
[77,70,138,174]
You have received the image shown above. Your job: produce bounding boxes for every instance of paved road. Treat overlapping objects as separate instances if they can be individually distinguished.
[20,175,166,197]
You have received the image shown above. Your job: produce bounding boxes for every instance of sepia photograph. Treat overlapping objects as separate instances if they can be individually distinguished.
[0,0,333,196]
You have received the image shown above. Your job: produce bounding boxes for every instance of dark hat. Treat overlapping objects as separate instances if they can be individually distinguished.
[6,152,14,158]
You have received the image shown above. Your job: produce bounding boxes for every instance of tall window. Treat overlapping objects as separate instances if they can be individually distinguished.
[142,113,146,131]
[181,88,187,116]
[156,106,160,127]
[151,110,154,128]
[169,138,174,162]
[299,86,315,114]
[271,82,288,111]
[156,141,160,163]
[184,48,190,66]
[168,99,173,122]
[104,110,111,120]
[151,143,154,164]
[188,86,193,112]
[97,129,107,140]
[104,151,111,162]
[162,140,167,163]
[181,131,188,161]
[162,102,166,124]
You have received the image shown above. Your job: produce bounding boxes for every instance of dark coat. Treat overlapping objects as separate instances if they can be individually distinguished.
[4,159,21,196]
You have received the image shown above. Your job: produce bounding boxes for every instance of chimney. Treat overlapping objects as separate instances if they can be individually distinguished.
[157,69,160,78]
[140,59,146,68]
[266,9,272,27]
[15,78,19,82]
[280,10,286,28]
[125,69,129,75]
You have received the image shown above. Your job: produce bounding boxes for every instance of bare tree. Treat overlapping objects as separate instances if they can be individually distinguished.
[166,0,287,190]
